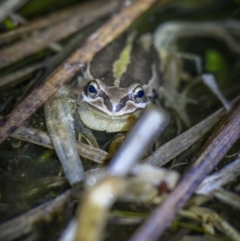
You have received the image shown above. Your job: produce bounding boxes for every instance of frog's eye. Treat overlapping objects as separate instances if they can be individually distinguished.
[132,86,144,103]
[87,81,99,98]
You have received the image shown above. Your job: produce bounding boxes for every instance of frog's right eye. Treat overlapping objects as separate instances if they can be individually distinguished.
[87,81,100,98]
[132,85,144,103]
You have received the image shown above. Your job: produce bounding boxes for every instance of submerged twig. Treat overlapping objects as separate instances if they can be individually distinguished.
[0,0,158,144]
[0,112,107,163]
[11,125,107,164]
[0,190,71,241]
[129,100,240,241]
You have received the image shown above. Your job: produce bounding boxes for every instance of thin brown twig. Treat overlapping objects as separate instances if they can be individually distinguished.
[0,0,159,144]
[129,100,240,241]
[11,126,107,164]
[0,0,120,68]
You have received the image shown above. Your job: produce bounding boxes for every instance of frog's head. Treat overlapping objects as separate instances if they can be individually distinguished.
[78,32,159,132]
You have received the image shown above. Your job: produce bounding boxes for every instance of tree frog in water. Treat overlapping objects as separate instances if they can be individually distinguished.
[77,32,160,134]
[45,21,231,186]
[45,31,167,186]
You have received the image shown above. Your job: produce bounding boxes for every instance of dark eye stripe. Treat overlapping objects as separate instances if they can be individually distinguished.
[98,91,112,111]
[115,95,130,112]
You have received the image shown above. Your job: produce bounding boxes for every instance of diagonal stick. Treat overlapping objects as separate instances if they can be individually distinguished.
[0,0,159,144]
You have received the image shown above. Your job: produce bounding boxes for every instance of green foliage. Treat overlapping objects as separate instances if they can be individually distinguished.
[205,49,229,86]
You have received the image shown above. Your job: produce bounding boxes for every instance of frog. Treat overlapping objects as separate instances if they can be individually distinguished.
[45,21,233,187]
[44,21,239,241]
[45,30,167,186]
[77,31,159,134]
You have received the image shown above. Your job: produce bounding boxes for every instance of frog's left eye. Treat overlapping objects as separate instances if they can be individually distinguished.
[87,81,99,98]
[132,86,144,103]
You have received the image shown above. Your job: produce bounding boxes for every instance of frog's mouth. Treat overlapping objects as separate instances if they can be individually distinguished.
[77,102,143,132]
